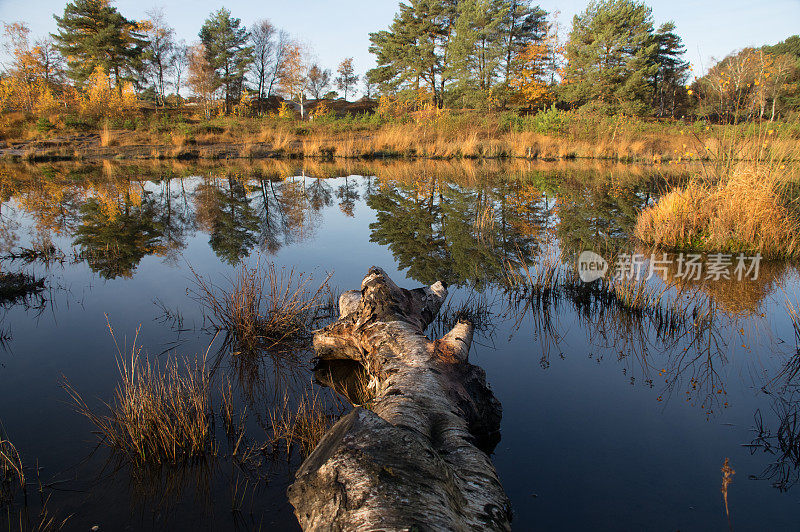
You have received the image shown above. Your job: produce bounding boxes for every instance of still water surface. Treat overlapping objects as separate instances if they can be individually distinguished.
[0,160,798,530]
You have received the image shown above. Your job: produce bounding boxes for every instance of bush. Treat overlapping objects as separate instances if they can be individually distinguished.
[63,114,95,131]
[35,116,53,133]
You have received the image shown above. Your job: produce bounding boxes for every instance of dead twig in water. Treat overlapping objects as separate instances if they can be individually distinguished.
[721,457,735,528]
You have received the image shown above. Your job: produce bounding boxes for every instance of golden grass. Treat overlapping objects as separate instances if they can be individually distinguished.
[5,109,800,163]
[191,259,331,355]
[268,390,338,458]
[635,168,800,259]
[64,325,214,466]
[99,124,116,147]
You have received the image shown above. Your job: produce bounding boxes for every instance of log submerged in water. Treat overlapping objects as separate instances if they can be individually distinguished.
[288,267,511,531]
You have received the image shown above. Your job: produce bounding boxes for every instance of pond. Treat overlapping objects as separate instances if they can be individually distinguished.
[0,159,798,530]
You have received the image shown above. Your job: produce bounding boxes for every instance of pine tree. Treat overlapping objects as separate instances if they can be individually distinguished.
[449,0,508,100]
[368,0,459,107]
[52,0,146,92]
[501,0,548,83]
[562,0,657,115]
[199,8,253,114]
[652,22,690,117]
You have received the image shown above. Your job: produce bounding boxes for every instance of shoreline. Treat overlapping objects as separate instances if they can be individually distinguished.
[0,132,786,164]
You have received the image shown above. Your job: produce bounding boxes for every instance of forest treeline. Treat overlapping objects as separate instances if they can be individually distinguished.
[0,0,798,134]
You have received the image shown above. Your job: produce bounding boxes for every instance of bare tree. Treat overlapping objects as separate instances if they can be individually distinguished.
[250,19,275,100]
[306,63,331,100]
[144,7,176,107]
[266,29,290,98]
[32,37,65,86]
[172,40,189,104]
[362,75,376,99]
[335,57,358,101]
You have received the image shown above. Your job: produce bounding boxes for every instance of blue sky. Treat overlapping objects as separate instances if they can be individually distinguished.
[1,0,798,81]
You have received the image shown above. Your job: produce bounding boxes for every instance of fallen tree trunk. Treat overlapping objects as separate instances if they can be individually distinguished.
[288,267,511,531]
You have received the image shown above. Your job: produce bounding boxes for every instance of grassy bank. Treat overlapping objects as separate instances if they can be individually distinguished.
[3,108,799,163]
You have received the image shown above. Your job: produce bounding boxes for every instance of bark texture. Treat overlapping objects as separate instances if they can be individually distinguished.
[288,267,510,531]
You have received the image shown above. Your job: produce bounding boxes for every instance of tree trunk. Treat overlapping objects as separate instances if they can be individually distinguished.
[288,267,511,531]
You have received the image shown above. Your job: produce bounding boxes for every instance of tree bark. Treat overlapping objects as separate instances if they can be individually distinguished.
[288,267,511,531]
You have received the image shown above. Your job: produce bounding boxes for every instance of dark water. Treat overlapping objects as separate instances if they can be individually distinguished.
[0,160,798,530]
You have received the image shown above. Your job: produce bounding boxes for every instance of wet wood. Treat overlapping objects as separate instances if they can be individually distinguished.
[288,267,510,531]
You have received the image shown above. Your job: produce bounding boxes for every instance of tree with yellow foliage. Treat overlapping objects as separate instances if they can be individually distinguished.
[79,66,137,118]
[187,44,217,119]
[0,22,66,115]
[280,42,310,119]
[508,41,553,108]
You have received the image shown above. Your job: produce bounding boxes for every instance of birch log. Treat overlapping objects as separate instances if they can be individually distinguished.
[288,267,511,531]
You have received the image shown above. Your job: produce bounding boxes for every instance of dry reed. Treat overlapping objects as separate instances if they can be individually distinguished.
[635,168,800,259]
[0,431,24,502]
[268,390,339,459]
[64,324,214,466]
[191,259,331,355]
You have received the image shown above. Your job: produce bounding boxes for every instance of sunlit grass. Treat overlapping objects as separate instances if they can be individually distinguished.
[268,389,341,459]
[63,324,215,466]
[635,168,800,259]
[191,259,331,355]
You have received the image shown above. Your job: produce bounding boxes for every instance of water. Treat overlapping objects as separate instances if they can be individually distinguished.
[0,160,798,530]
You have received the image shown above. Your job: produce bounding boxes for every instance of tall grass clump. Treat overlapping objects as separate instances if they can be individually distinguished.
[268,390,339,459]
[191,259,331,354]
[635,169,800,258]
[636,120,800,259]
[64,326,214,466]
[503,247,562,298]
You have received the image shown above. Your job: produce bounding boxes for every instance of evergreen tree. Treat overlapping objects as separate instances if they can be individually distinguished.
[199,8,253,114]
[562,0,657,115]
[449,0,508,100]
[368,0,459,107]
[501,0,548,83]
[52,0,146,92]
[652,22,690,117]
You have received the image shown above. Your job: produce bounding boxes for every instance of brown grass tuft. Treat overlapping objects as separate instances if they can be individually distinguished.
[268,390,339,458]
[64,323,214,466]
[0,431,24,502]
[191,259,331,355]
[635,168,800,259]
